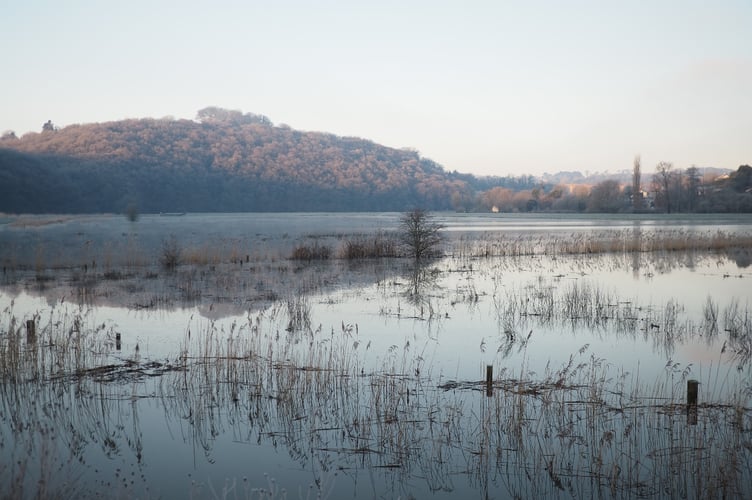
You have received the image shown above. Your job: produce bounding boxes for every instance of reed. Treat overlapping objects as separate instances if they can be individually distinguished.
[338,231,399,259]
[1,300,750,498]
[450,228,752,261]
[290,243,332,261]
[160,236,182,269]
[2,232,752,498]
[154,310,752,498]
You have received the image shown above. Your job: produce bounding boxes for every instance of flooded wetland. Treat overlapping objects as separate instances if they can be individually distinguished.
[1,213,751,499]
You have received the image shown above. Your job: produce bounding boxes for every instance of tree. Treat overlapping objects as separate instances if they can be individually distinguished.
[587,179,624,213]
[0,113,469,213]
[450,189,476,212]
[730,165,752,192]
[399,209,444,261]
[196,106,272,126]
[632,155,643,211]
[685,166,701,212]
[125,202,139,222]
[480,186,514,212]
[652,161,675,213]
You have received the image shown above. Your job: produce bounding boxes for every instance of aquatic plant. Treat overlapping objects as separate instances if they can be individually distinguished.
[290,243,332,261]
[160,235,183,270]
[338,231,399,259]
[2,299,749,498]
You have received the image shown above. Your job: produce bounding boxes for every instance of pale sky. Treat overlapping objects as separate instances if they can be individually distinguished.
[2,0,750,177]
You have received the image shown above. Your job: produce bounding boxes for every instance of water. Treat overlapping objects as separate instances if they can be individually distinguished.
[1,213,751,498]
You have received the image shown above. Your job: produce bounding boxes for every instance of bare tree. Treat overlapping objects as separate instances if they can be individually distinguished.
[160,236,182,269]
[653,161,675,213]
[125,202,140,222]
[587,180,624,213]
[632,155,642,211]
[686,166,701,212]
[399,209,444,261]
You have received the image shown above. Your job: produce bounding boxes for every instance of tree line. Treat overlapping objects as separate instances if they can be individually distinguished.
[0,109,467,213]
[467,163,751,214]
[1,110,749,214]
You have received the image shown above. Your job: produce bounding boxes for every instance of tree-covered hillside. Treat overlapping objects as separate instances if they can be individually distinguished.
[2,108,749,214]
[0,108,468,213]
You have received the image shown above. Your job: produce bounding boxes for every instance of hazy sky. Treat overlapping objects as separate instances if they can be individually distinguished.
[2,1,750,177]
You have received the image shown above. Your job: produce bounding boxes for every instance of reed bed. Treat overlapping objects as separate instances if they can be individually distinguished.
[2,300,749,498]
[337,231,400,259]
[483,271,752,364]
[290,243,332,261]
[0,302,161,498]
[154,321,752,498]
[3,225,748,328]
[451,229,752,261]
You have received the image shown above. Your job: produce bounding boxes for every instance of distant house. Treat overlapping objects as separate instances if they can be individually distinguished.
[643,191,656,209]
[491,205,499,213]
[630,190,649,207]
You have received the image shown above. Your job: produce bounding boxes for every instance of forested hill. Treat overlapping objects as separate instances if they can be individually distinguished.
[0,110,471,213]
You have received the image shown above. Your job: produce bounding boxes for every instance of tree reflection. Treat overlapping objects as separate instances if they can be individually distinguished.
[631,224,641,278]
[403,261,440,308]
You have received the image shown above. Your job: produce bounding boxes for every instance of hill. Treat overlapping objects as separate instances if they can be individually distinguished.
[2,108,747,214]
[0,108,470,213]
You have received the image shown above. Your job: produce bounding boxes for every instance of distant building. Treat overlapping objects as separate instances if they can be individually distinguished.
[643,191,656,209]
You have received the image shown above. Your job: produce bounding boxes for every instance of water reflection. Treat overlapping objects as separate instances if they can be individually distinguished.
[2,214,752,497]
[631,224,641,278]
[731,247,752,268]
[403,262,441,307]
[1,307,749,498]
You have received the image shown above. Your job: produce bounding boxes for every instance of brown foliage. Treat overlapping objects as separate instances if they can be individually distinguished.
[1,111,466,212]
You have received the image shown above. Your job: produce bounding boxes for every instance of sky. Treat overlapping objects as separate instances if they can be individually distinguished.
[1,0,751,177]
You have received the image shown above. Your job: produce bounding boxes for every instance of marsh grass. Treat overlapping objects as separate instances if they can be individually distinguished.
[2,225,748,328]
[285,294,312,333]
[1,216,751,497]
[458,277,752,411]
[452,229,752,261]
[4,298,750,499]
[290,243,332,261]
[160,235,183,269]
[442,348,752,499]
[338,231,399,259]
[0,303,164,498]
[165,318,752,498]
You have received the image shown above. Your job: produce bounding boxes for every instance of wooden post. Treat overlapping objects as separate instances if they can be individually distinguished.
[486,365,493,397]
[687,379,699,425]
[116,333,122,350]
[26,319,36,344]
[687,379,698,406]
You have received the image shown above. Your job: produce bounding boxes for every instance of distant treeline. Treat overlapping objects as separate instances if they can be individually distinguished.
[1,107,750,214]
[0,108,472,213]
[476,164,752,214]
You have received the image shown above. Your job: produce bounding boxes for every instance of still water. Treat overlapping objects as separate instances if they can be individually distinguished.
[1,213,750,498]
